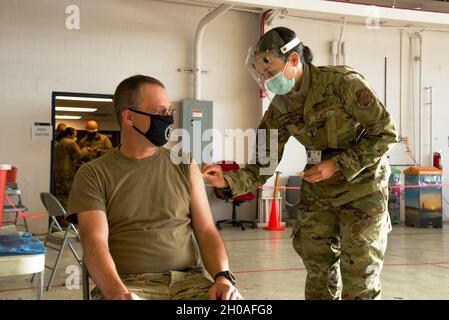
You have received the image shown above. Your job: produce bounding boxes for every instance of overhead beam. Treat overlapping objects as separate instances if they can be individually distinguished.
[214,0,449,26]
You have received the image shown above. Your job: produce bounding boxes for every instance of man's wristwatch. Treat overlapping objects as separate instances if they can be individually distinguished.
[214,271,236,285]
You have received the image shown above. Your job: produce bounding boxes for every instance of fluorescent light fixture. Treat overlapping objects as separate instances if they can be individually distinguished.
[55,107,98,112]
[55,115,82,120]
[55,96,113,102]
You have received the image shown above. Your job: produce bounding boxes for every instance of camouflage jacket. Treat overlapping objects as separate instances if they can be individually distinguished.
[54,137,89,181]
[79,132,113,158]
[221,63,398,207]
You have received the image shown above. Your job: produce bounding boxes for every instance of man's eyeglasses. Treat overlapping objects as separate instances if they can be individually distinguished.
[129,106,175,116]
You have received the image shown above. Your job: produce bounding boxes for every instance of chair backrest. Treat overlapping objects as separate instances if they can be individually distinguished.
[217,160,239,172]
[40,192,67,218]
[40,192,75,234]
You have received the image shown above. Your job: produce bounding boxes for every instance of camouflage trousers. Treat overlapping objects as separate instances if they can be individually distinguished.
[91,269,213,300]
[291,188,392,300]
[54,176,72,210]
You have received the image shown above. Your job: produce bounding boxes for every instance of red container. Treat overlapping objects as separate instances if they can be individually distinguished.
[6,165,17,183]
[0,164,12,220]
[433,151,442,170]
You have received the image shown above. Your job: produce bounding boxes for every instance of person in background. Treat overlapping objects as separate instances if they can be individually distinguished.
[78,120,113,159]
[55,122,67,142]
[54,127,91,220]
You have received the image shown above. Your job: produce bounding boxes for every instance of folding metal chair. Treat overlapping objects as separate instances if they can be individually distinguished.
[82,261,90,300]
[3,183,29,232]
[31,192,82,291]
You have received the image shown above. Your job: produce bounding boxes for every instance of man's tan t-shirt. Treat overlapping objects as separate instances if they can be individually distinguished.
[66,147,198,274]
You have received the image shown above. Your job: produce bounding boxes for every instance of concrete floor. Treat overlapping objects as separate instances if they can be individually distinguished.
[1,223,449,300]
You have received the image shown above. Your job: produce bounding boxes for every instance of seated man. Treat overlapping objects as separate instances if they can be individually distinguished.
[67,75,242,300]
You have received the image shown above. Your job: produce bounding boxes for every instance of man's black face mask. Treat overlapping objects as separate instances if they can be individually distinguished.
[86,131,97,139]
[129,109,174,147]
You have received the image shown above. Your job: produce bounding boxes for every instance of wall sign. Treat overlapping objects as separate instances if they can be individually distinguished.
[31,122,52,141]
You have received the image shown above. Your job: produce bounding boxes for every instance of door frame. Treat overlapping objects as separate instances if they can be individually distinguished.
[50,91,114,194]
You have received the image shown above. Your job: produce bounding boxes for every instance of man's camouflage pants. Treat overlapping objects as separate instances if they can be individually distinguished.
[91,269,213,300]
[292,188,392,300]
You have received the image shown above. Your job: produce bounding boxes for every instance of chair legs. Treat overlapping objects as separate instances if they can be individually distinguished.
[14,211,29,233]
[82,262,90,300]
[216,201,256,231]
[46,239,67,291]
[216,219,256,231]
[68,243,82,267]
[31,237,81,291]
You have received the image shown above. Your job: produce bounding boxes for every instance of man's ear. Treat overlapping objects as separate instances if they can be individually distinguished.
[121,109,133,126]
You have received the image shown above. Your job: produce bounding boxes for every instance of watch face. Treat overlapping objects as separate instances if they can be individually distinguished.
[216,271,236,285]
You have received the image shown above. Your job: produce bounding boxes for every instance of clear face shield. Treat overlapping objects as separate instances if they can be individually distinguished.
[245,32,302,102]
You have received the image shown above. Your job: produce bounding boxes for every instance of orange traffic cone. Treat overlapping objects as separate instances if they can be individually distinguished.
[264,171,285,231]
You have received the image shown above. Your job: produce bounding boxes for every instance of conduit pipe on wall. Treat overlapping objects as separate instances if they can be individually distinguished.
[409,34,417,163]
[399,30,403,136]
[193,3,233,100]
[426,86,433,165]
[408,31,424,165]
[337,18,347,65]
[415,32,424,165]
[330,40,338,65]
[259,9,272,99]
[341,41,347,65]
[417,33,424,164]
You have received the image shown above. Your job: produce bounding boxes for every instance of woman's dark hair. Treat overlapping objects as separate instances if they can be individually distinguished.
[63,127,76,138]
[256,27,313,64]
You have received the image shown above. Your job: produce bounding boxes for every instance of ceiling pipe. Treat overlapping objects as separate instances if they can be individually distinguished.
[194,3,233,100]
[265,9,281,26]
[327,0,449,15]
[153,0,449,33]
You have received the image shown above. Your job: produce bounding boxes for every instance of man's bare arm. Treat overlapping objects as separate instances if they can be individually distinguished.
[189,162,241,300]
[77,211,130,299]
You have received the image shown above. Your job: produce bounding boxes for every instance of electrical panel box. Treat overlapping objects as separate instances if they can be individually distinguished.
[180,99,213,164]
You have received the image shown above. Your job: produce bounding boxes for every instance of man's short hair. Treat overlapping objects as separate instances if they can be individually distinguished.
[113,75,165,127]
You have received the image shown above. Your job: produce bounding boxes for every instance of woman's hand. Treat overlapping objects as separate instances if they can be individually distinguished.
[302,159,340,184]
[201,164,229,188]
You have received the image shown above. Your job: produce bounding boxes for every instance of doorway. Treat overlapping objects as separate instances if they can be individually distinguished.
[50,92,119,201]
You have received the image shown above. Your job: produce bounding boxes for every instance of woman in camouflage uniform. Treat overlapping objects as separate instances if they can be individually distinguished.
[202,27,398,300]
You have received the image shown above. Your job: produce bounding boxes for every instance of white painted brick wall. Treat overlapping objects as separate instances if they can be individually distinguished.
[0,0,260,233]
[1,0,449,234]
